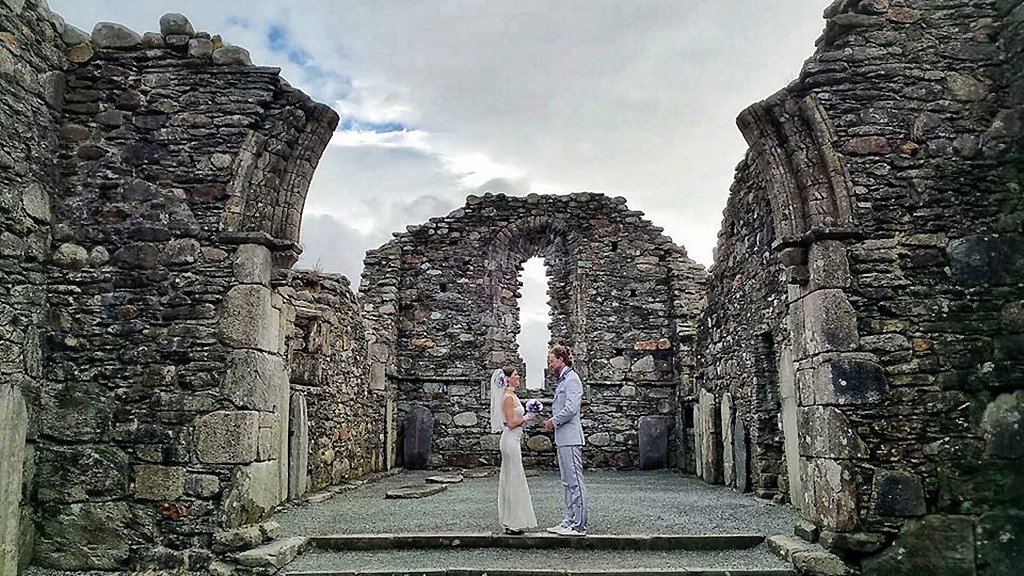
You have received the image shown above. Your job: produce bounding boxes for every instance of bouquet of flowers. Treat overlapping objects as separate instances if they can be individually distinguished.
[525,399,543,414]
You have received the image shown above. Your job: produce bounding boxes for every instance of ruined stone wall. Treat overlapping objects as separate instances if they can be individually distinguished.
[0,8,339,573]
[278,269,387,493]
[701,0,1024,573]
[0,2,64,573]
[695,155,789,498]
[362,193,706,469]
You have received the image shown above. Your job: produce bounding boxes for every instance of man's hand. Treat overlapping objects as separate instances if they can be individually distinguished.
[543,418,554,432]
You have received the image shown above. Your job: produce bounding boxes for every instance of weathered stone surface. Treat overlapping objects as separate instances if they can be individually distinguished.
[22,183,51,223]
[34,502,149,570]
[981,391,1024,459]
[236,536,307,569]
[184,474,220,499]
[453,411,478,427]
[61,24,90,45]
[234,243,272,285]
[222,462,281,528]
[219,285,279,352]
[862,515,976,576]
[158,13,194,37]
[638,415,668,470]
[802,457,859,532]
[52,242,88,269]
[976,509,1024,576]
[213,45,252,66]
[948,234,1024,287]
[385,484,447,499]
[195,411,260,464]
[803,290,859,355]
[222,350,286,411]
[871,469,926,517]
[793,549,851,576]
[526,434,552,453]
[36,444,129,503]
[212,526,262,553]
[133,465,185,501]
[733,416,749,493]
[0,383,27,576]
[794,520,820,542]
[187,38,213,59]
[820,530,887,555]
[288,393,309,499]
[425,474,464,484]
[699,390,721,483]
[798,406,868,459]
[720,393,734,484]
[808,358,888,406]
[91,22,142,48]
[404,406,433,470]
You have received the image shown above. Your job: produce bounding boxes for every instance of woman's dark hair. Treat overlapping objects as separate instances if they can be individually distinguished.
[502,366,517,377]
[549,345,573,366]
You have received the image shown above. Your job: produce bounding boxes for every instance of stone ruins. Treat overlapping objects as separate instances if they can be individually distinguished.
[0,0,1021,575]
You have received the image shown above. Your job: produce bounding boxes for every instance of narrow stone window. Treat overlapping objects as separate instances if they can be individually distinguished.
[439,283,448,293]
[516,257,550,390]
[611,240,619,251]
[629,288,637,297]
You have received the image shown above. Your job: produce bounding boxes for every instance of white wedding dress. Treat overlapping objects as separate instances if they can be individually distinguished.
[498,394,537,531]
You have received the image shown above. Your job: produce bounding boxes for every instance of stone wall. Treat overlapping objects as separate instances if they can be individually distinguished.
[699,0,1024,573]
[0,5,339,572]
[362,193,707,469]
[278,269,389,494]
[695,154,789,497]
[0,1,64,573]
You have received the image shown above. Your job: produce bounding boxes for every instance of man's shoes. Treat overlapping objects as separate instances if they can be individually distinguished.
[503,528,524,535]
[545,525,569,535]
[562,527,587,537]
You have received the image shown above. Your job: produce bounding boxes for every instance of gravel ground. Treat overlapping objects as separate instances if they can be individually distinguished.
[284,543,793,573]
[275,469,799,537]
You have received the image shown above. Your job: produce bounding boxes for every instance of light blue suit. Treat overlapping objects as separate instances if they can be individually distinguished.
[552,366,588,533]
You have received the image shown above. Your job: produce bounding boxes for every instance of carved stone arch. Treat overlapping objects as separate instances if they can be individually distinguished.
[737,90,856,259]
[220,92,339,267]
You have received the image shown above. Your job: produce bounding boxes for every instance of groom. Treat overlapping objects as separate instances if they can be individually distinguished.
[543,345,588,536]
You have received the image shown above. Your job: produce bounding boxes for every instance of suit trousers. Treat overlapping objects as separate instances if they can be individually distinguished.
[556,445,588,532]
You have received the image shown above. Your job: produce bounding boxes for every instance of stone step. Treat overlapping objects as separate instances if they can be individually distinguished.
[310,532,766,551]
[283,544,794,575]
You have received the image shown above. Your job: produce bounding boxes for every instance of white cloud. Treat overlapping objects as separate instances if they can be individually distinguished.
[50,0,830,277]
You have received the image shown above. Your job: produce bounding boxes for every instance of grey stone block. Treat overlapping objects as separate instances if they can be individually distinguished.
[862,515,976,576]
[0,383,27,576]
[798,406,868,458]
[133,465,185,501]
[91,22,142,48]
[218,285,279,352]
[233,244,272,285]
[810,357,888,406]
[33,502,145,570]
[195,411,260,464]
[36,444,129,503]
[222,462,282,529]
[288,393,309,500]
[981,391,1024,459]
[808,240,851,290]
[222,350,286,412]
[733,416,749,492]
[720,393,734,484]
[213,46,253,66]
[803,289,859,355]
[638,415,668,470]
[871,469,925,517]
[159,13,194,37]
[802,457,859,532]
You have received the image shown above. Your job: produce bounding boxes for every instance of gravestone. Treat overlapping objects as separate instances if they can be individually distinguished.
[734,416,749,492]
[288,393,308,499]
[403,406,433,470]
[638,415,668,469]
[721,393,735,486]
[693,404,703,479]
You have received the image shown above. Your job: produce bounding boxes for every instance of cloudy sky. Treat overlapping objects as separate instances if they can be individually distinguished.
[52,0,828,387]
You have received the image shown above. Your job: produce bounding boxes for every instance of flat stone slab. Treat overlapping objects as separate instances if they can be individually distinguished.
[385,484,448,499]
[237,536,309,569]
[310,532,765,551]
[425,474,464,484]
[462,467,498,479]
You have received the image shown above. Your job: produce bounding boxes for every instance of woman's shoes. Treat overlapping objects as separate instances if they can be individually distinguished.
[503,528,525,535]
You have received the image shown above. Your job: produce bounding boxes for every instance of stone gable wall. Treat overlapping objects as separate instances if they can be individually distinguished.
[362,192,707,469]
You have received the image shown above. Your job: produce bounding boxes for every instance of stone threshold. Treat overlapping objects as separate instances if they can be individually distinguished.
[286,569,795,576]
[310,533,766,551]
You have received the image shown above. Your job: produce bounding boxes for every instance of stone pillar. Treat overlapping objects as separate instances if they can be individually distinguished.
[288,393,309,500]
[0,384,27,576]
[693,403,703,480]
[721,392,735,486]
[699,389,722,484]
[778,345,802,507]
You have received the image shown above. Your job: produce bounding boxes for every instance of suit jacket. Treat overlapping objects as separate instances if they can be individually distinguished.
[551,367,585,446]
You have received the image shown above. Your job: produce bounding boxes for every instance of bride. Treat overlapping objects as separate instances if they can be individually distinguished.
[489,366,538,535]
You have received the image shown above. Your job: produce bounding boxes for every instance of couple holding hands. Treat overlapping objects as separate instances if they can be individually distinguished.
[488,345,588,537]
